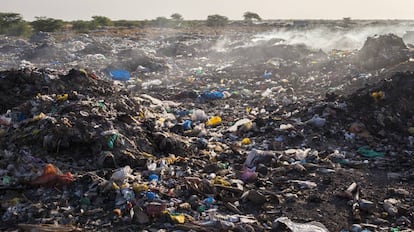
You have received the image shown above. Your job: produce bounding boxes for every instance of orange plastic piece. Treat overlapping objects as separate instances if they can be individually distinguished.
[31,164,74,187]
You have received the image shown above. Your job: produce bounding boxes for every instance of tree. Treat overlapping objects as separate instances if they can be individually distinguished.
[171,13,183,21]
[206,14,228,27]
[91,16,113,27]
[243,12,262,22]
[0,12,31,36]
[153,17,170,27]
[0,12,23,26]
[31,17,64,32]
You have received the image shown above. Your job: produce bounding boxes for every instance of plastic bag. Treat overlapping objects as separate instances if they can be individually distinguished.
[273,217,329,232]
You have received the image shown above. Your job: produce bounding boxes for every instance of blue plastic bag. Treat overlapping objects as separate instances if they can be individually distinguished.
[197,91,224,102]
[107,69,130,81]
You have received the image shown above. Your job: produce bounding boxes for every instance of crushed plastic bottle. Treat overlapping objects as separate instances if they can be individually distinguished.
[111,166,133,183]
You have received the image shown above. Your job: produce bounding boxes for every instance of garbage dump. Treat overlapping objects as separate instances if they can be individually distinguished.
[1,22,414,231]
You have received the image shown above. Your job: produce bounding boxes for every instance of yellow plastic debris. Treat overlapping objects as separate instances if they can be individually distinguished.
[112,182,120,190]
[371,91,385,102]
[162,154,177,165]
[79,68,88,76]
[169,213,185,224]
[213,176,230,186]
[133,183,148,193]
[56,94,68,101]
[241,138,251,145]
[32,112,46,121]
[206,116,222,127]
[408,127,414,135]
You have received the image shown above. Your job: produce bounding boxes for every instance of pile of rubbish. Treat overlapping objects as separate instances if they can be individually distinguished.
[1,24,414,232]
[354,34,409,70]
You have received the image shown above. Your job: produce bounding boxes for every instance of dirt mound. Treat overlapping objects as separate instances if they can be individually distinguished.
[354,34,409,70]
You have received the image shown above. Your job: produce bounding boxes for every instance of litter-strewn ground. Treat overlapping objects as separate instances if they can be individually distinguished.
[1,22,414,232]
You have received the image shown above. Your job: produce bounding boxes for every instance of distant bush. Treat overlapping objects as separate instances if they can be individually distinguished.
[91,16,113,28]
[152,17,172,27]
[113,20,144,28]
[0,12,32,36]
[71,20,94,32]
[206,14,228,27]
[31,17,64,32]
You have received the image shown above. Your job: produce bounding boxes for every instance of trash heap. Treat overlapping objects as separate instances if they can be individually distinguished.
[0,26,414,232]
[354,34,409,70]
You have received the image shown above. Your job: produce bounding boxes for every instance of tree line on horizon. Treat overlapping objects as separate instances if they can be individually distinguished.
[0,12,262,37]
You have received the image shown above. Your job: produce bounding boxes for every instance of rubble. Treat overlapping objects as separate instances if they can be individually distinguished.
[1,23,414,231]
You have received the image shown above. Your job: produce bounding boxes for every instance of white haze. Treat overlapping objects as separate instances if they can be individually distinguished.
[252,24,414,51]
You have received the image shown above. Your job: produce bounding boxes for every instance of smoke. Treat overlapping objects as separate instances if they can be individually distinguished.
[252,24,414,51]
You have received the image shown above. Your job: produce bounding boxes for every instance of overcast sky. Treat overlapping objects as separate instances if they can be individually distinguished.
[3,0,414,21]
